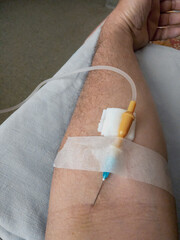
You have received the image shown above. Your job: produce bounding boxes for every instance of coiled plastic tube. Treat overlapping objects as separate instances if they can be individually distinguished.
[0,65,137,114]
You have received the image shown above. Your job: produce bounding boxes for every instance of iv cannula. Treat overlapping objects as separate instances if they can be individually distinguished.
[93,172,110,206]
[93,101,136,206]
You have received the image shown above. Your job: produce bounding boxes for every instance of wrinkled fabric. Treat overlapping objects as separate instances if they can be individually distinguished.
[0,24,180,239]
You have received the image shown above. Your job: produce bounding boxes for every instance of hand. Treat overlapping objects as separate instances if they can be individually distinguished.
[107,0,180,50]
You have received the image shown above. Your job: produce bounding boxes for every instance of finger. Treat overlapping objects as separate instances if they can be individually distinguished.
[160,0,180,12]
[153,26,180,40]
[159,12,180,25]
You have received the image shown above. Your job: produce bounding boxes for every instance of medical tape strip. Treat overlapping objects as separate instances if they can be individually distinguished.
[54,136,172,195]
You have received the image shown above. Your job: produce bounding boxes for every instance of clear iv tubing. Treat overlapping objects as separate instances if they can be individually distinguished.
[0,65,137,114]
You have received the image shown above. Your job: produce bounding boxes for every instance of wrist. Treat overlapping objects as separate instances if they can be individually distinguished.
[102,10,133,50]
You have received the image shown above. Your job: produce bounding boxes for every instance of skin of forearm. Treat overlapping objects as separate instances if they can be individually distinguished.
[61,20,166,156]
[45,17,178,240]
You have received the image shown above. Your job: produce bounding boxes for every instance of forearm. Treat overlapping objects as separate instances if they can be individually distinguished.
[45,15,178,240]
[61,18,166,156]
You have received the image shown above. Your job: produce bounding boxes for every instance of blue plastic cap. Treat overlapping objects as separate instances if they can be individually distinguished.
[102,172,110,180]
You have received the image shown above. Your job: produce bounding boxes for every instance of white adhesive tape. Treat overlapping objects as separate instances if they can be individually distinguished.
[54,136,172,195]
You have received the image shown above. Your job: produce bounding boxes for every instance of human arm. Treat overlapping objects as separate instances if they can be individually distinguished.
[45,1,180,239]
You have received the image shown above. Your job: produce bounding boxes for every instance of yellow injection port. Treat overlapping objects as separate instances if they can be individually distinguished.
[118,100,136,138]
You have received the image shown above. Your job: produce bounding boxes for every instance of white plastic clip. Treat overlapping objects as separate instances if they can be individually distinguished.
[98,108,136,140]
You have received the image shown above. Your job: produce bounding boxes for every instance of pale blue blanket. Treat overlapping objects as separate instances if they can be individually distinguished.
[0,26,180,239]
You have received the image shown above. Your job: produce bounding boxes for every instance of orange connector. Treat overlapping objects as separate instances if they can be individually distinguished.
[118,101,136,138]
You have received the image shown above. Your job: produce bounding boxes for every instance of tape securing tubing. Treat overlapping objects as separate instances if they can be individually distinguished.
[54,136,172,195]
